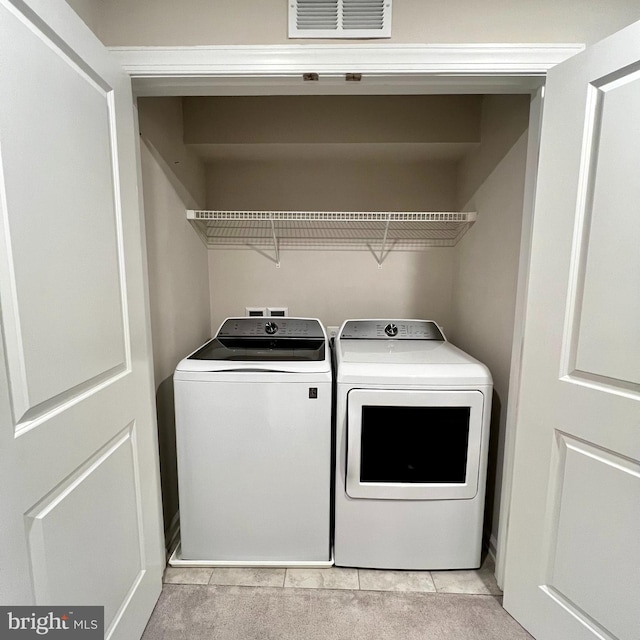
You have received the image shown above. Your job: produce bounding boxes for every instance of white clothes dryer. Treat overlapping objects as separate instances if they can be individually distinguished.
[174,317,332,565]
[333,319,492,570]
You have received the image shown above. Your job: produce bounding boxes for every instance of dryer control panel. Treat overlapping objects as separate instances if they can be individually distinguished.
[340,320,445,340]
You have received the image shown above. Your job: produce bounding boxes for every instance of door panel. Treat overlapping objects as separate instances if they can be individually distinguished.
[1,1,127,425]
[569,65,640,389]
[0,2,164,638]
[503,19,640,640]
[545,435,640,640]
[26,426,143,620]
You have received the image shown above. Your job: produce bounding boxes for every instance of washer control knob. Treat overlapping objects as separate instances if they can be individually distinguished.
[265,321,279,335]
[385,323,398,337]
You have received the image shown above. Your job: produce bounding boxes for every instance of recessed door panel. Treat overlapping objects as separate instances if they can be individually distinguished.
[571,67,640,389]
[346,389,484,499]
[0,3,127,427]
[25,426,143,633]
[541,434,640,640]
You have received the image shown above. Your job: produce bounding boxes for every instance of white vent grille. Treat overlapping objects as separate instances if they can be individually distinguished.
[289,0,391,39]
[296,0,339,31]
[342,0,385,30]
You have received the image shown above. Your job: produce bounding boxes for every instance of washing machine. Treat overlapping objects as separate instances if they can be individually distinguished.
[173,317,332,565]
[334,319,492,570]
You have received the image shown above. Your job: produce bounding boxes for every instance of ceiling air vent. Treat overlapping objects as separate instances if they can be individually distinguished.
[289,0,392,39]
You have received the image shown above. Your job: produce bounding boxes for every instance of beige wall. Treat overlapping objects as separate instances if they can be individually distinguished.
[64,0,103,35]
[209,249,454,332]
[142,139,210,387]
[450,98,530,549]
[206,158,457,211]
[457,95,530,209]
[206,157,457,329]
[138,98,206,208]
[88,0,639,46]
[184,96,481,145]
[140,139,211,537]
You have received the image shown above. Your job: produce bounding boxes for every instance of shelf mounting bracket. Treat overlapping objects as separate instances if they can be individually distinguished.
[377,215,391,268]
[270,216,280,268]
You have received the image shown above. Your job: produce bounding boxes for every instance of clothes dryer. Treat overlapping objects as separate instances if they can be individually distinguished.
[174,317,332,565]
[334,319,492,570]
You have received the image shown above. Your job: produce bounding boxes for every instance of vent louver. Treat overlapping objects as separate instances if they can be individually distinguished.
[290,0,391,39]
[343,0,385,30]
[296,0,339,30]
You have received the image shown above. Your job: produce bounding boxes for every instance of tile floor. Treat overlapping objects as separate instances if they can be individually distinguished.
[163,555,503,596]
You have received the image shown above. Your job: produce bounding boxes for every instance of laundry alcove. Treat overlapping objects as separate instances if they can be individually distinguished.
[137,90,532,573]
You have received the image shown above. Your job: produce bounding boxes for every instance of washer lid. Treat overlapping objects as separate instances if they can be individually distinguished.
[175,317,331,374]
[188,337,325,362]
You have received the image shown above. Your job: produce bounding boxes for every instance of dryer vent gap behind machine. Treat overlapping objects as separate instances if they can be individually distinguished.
[173,317,332,566]
[334,319,492,570]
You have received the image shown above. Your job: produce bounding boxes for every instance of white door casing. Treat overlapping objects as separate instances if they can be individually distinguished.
[0,1,164,638]
[503,19,640,640]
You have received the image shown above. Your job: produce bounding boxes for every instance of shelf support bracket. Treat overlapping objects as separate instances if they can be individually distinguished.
[270,217,280,268]
[377,215,391,268]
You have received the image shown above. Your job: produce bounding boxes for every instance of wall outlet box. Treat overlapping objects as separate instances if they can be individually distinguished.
[267,307,288,317]
[246,307,266,317]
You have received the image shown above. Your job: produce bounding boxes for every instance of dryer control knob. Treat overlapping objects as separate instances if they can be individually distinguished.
[385,323,398,337]
[265,321,279,335]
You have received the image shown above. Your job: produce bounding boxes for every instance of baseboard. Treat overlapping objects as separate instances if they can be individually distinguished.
[165,511,180,559]
[488,533,498,563]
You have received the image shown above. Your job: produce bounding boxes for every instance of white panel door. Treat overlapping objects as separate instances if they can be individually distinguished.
[503,19,640,640]
[0,1,164,638]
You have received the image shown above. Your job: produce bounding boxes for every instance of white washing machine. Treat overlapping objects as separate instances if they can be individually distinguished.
[334,319,492,570]
[173,317,332,566]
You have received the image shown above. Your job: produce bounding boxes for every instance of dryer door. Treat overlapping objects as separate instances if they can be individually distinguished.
[346,389,485,500]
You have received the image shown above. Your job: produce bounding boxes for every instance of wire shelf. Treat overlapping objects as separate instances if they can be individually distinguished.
[186,210,477,265]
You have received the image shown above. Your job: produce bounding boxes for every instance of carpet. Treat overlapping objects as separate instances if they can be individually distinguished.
[142,585,533,639]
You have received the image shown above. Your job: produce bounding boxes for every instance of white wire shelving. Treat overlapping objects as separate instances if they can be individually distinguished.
[186,210,477,267]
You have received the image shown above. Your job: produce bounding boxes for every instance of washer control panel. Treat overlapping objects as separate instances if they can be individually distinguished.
[218,317,325,338]
[340,320,444,340]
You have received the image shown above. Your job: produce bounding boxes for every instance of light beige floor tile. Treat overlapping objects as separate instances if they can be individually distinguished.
[208,568,285,587]
[358,569,436,593]
[431,556,502,595]
[284,567,359,590]
[163,567,213,585]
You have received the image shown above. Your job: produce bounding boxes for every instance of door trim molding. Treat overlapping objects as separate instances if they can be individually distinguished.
[495,86,545,589]
[110,44,584,95]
